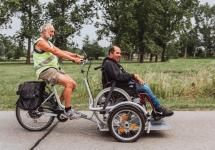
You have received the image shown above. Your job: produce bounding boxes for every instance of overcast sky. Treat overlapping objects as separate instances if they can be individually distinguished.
[1,0,215,48]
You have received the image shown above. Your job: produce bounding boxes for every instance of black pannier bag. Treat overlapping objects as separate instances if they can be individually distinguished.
[16,81,46,110]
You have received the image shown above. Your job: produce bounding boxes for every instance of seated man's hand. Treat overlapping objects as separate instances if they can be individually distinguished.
[134,74,144,84]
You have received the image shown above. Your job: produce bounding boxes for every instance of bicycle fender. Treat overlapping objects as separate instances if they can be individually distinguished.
[108,101,148,116]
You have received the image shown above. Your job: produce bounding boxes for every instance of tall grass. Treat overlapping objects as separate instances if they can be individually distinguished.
[137,59,215,100]
[0,59,215,110]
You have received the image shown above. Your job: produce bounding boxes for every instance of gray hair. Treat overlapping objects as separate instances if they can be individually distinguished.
[39,23,53,33]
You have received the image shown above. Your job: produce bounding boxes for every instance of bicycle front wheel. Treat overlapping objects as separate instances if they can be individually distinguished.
[15,105,55,131]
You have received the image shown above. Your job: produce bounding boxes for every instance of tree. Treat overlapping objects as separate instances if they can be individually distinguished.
[17,0,43,64]
[96,0,138,60]
[82,36,105,60]
[0,35,6,59]
[185,3,215,58]
[133,0,165,62]
[0,35,23,60]
[196,3,215,57]
[0,0,19,26]
[153,0,199,61]
[0,0,43,63]
[97,0,199,62]
[45,0,94,50]
[13,35,25,59]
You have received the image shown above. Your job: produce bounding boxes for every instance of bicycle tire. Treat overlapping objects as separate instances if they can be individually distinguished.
[108,105,145,142]
[15,105,55,131]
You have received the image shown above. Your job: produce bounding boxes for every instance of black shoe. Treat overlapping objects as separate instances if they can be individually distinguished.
[151,110,163,121]
[155,106,174,117]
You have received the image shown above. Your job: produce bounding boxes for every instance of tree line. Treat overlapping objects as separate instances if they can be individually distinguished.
[0,0,215,63]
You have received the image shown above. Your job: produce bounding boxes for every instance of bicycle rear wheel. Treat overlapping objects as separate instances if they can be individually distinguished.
[15,105,55,131]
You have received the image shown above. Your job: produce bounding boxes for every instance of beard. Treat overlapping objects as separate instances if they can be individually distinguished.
[44,33,53,41]
[47,36,53,40]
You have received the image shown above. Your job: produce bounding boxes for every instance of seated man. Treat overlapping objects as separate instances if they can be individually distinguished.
[33,23,83,119]
[102,46,173,117]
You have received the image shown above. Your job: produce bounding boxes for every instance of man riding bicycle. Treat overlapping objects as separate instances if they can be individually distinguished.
[33,23,83,119]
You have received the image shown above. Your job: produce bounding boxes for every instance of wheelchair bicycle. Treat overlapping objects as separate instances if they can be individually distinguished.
[15,55,171,142]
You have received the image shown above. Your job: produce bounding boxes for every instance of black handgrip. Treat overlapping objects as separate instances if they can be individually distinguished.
[88,57,94,60]
[94,66,103,70]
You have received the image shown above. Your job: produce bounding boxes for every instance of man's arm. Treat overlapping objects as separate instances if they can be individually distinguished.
[36,40,81,63]
[54,46,84,59]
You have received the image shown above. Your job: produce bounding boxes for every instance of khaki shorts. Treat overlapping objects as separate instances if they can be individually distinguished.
[39,68,65,84]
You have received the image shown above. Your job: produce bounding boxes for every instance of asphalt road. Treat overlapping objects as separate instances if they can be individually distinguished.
[0,111,215,150]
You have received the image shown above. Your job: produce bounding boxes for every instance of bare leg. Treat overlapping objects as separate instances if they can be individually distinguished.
[57,74,77,108]
[59,93,64,105]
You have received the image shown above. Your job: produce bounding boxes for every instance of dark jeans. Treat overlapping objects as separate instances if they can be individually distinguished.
[135,83,160,109]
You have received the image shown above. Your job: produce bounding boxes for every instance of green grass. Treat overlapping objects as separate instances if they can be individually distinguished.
[0,58,215,110]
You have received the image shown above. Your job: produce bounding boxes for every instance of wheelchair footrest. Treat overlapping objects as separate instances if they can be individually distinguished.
[149,119,171,131]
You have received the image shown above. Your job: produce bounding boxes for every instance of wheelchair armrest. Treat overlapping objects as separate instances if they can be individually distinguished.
[94,65,103,70]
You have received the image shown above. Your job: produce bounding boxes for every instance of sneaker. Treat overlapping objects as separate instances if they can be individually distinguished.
[155,106,174,117]
[64,109,82,119]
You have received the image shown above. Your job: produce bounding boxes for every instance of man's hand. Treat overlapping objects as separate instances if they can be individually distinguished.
[76,54,84,59]
[133,74,144,84]
[73,58,82,64]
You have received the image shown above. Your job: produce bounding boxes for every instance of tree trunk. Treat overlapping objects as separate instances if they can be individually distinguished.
[26,5,32,64]
[139,53,144,63]
[161,45,166,62]
[26,38,31,64]
[137,20,144,63]
[129,52,133,61]
[150,53,153,62]
[193,46,196,58]
[138,43,145,63]
[204,50,207,57]
[184,46,187,59]
[155,54,158,62]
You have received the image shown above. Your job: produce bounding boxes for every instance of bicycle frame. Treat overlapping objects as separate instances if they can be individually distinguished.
[15,51,171,143]
[36,59,110,125]
[41,85,65,109]
[37,57,169,133]
[80,59,118,112]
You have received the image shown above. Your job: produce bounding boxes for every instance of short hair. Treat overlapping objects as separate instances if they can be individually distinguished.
[39,23,53,33]
[108,46,116,55]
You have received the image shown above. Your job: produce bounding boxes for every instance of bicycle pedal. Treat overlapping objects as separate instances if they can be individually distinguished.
[78,112,88,119]
[99,110,106,114]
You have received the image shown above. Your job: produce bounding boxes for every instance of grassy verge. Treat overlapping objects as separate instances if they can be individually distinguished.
[0,58,215,110]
